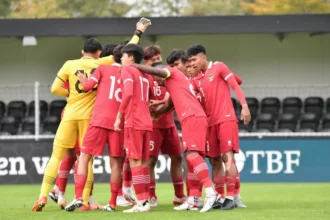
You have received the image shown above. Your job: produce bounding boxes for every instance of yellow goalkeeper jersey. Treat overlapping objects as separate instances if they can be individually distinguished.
[57,56,114,121]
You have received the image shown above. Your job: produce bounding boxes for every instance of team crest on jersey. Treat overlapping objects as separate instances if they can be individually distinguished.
[208,74,214,82]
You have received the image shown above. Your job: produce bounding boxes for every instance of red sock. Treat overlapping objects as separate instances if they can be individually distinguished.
[187,162,202,197]
[234,166,240,195]
[131,166,148,201]
[110,182,121,208]
[89,182,94,196]
[118,187,123,196]
[149,179,156,198]
[186,153,213,188]
[56,155,76,193]
[123,158,132,188]
[214,175,225,198]
[75,174,87,199]
[144,166,150,200]
[172,177,185,198]
[225,176,236,198]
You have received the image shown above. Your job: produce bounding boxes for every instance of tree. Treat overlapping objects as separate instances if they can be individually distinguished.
[130,0,185,17]
[241,0,330,15]
[58,0,133,18]
[0,0,13,18]
[184,0,245,16]
[8,0,133,18]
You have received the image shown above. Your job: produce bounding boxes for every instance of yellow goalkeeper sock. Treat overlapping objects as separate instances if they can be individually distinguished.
[82,158,94,206]
[39,146,67,198]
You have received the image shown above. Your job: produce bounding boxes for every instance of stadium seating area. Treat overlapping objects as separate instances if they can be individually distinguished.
[0,96,329,135]
[0,100,65,135]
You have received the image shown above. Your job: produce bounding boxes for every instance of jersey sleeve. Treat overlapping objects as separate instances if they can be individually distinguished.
[91,66,102,83]
[99,56,114,65]
[217,63,234,81]
[119,68,134,114]
[56,61,71,82]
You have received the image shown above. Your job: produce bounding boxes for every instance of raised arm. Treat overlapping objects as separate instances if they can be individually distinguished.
[131,64,171,79]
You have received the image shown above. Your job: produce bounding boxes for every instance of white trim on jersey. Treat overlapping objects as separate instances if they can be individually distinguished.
[224,73,233,81]
[123,78,133,84]
[91,76,98,83]
[112,63,121,67]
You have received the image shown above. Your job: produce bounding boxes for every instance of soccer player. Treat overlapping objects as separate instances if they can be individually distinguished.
[113,44,153,213]
[187,44,250,210]
[166,49,203,210]
[130,62,217,213]
[31,17,151,212]
[64,45,125,212]
[49,44,117,210]
[144,45,185,207]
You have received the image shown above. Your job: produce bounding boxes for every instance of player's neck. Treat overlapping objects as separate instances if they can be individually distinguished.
[202,61,209,72]
[82,53,98,59]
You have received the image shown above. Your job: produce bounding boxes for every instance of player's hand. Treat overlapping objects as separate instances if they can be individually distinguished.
[136,17,151,33]
[114,118,121,131]
[77,71,87,82]
[241,104,251,125]
[149,100,163,107]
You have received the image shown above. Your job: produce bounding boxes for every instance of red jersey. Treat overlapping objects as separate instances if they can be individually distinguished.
[192,61,240,126]
[150,83,175,129]
[85,64,122,130]
[164,66,206,123]
[119,66,153,131]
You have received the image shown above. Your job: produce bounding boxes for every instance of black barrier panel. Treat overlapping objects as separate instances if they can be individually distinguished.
[0,140,173,184]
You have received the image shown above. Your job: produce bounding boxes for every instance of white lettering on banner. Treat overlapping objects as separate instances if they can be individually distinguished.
[234,150,246,173]
[0,157,27,175]
[155,155,167,179]
[244,150,301,174]
[266,151,283,174]
[0,157,9,175]
[32,157,49,174]
[8,157,27,175]
[103,156,111,174]
[284,151,300,174]
[93,156,104,174]
[246,151,265,174]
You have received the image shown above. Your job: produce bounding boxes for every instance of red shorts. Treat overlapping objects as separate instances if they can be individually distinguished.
[150,126,182,157]
[124,128,150,160]
[181,116,207,154]
[81,124,124,157]
[207,121,239,158]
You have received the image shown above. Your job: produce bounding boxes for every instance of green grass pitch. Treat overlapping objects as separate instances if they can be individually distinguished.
[1,183,330,220]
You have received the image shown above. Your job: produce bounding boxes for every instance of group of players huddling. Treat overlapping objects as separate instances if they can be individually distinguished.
[32,17,251,213]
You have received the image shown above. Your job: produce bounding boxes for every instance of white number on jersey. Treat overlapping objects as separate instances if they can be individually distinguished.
[139,76,150,101]
[153,86,162,97]
[189,84,197,96]
[109,76,122,102]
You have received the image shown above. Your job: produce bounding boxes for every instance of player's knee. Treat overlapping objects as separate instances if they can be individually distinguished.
[149,156,158,169]
[79,153,92,164]
[170,155,182,165]
[110,157,124,170]
[210,156,222,167]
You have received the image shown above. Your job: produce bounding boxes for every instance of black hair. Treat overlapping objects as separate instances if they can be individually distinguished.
[100,44,117,58]
[121,44,144,64]
[83,38,103,54]
[167,49,188,65]
[113,45,124,63]
[120,39,130,46]
[187,44,206,57]
[151,62,166,68]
